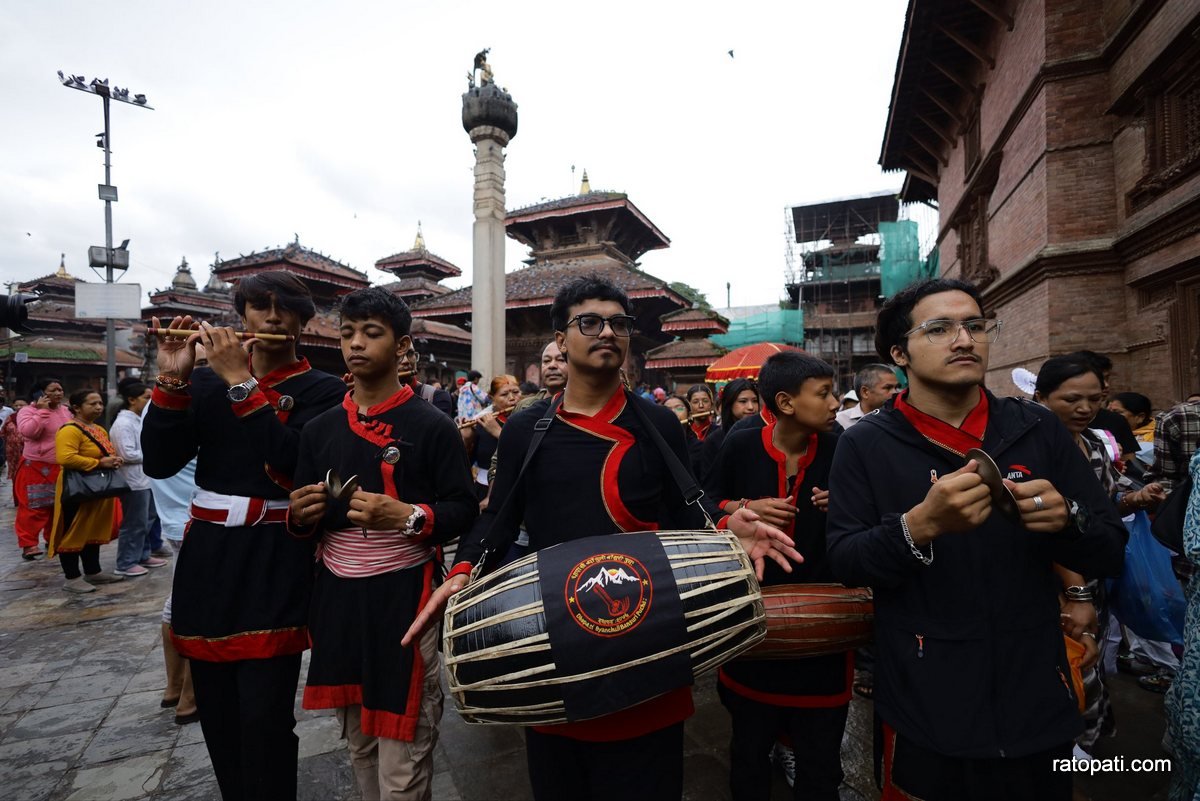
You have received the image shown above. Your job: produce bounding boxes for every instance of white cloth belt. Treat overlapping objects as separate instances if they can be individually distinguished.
[193,489,290,528]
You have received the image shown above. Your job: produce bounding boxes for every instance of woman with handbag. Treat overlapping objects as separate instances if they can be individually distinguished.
[48,389,127,593]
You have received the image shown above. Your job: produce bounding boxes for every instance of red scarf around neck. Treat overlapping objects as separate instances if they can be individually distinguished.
[893,387,989,457]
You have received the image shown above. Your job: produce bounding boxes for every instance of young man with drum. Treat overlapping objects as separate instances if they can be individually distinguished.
[406,276,802,801]
[289,288,477,801]
[825,278,1127,801]
[704,351,846,801]
[143,272,346,801]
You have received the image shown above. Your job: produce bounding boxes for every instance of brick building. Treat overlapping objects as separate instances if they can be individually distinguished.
[881,0,1200,407]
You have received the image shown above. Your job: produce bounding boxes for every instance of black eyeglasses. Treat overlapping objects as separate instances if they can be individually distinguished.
[564,313,636,337]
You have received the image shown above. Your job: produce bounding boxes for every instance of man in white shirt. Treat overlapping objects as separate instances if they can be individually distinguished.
[835,364,900,430]
[110,381,168,577]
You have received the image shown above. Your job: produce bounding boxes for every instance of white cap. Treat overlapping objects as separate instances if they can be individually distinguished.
[843,390,858,402]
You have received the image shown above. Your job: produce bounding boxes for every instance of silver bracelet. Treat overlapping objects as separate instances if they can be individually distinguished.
[900,513,934,566]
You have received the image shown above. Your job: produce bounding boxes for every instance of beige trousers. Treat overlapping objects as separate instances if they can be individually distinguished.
[336,626,443,801]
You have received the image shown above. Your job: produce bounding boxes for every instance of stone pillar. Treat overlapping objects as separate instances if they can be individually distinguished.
[469,125,510,380]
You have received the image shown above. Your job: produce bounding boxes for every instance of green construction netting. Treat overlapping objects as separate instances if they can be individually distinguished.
[879,220,930,298]
[710,309,804,349]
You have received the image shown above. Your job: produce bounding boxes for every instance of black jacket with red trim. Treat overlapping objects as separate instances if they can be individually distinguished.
[143,362,345,497]
[706,427,849,701]
[826,390,1127,759]
[293,388,477,545]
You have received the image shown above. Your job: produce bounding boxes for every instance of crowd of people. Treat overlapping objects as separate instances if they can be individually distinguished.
[2,269,1198,801]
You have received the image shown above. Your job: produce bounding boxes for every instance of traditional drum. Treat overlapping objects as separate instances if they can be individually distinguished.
[443,530,766,725]
[742,584,873,659]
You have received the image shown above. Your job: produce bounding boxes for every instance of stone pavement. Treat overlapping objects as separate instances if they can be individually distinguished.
[0,467,1178,800]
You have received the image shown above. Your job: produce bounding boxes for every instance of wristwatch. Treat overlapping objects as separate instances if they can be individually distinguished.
[1065,498,1090,536]
[226,377,259,403]
[403,506,427,537]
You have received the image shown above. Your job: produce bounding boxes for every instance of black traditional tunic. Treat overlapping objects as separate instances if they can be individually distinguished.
[294,386,477,740]
[453,387,708,742]
[142,359,345,661]
[704,424,851,705]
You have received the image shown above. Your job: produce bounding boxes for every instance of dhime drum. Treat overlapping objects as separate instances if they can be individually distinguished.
[443,530,766,725]
[743,584,873,659]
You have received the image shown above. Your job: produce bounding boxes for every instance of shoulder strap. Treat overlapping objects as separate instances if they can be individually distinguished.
[472,396,562,573]
[419,383,436,403]
[624,391,715,529]
[67,422,112,457]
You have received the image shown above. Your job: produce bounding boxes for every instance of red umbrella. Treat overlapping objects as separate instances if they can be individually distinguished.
[705,342,802,382]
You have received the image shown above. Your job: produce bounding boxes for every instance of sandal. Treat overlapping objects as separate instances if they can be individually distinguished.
[21,546,43,560]
[1138,671,1174,693]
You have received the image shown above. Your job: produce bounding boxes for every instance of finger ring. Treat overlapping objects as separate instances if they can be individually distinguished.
[1032,495,1045,512]
[1081,631,1097,639]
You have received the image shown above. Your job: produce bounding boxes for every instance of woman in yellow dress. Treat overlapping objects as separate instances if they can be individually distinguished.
[48,389,125,593]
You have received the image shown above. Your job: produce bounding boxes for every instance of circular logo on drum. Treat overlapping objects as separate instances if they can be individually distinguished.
[564,552,653,638]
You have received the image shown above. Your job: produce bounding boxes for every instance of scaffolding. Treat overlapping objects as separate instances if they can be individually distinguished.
[711,309,804,350]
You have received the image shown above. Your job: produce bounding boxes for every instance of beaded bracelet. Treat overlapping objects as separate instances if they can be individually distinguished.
[155,374,190,391]
[900,513,934,566]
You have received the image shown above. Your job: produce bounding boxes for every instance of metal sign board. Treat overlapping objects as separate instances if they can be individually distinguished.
[75,283,142,320]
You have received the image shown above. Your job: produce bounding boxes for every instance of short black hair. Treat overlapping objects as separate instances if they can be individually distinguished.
[338,288,412,338]
[34,378,63,392]
[519,381,539,395]
[719,378,757,430]
[1034,356,1104,398]
[68,388,101,409]
[1066,350,1113,375]
[1111,391,1151,420]
[118,382,149,405]
[468,370,483,383]
[853,364,896,395]
[550,275,631,332]
[759,352,835,414]
[874,278,984,364]
[234,271,317,326]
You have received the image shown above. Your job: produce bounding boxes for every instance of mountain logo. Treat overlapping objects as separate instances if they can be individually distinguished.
[564,552,653,637]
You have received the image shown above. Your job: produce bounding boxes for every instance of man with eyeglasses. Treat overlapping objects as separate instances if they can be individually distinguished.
[404,275,803,801]
[825,278,1126,801]
[399,346,454,419]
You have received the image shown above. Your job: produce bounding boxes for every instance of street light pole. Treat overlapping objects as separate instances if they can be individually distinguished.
[57,71,152,396]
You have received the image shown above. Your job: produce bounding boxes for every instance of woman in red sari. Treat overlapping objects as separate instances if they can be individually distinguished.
[15,381,71,560]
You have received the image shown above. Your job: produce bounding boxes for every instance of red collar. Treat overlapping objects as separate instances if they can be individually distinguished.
[341,385,415,418]
[557,385,626,425]
[760,421,819,536]
[250,356,311,388]
[894,387,989,456]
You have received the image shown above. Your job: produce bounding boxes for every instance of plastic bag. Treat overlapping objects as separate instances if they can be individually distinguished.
[1107,511,1186,646]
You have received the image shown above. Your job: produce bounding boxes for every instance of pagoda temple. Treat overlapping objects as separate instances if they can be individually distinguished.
[412,177,691,385]
[375,226,472,384]
[1,254,141,399]
[144,256,237,326]
[644,307,730,391]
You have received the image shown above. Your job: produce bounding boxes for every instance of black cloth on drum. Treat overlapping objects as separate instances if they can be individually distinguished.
[143,362,345,497]
[143,359,345,662]
[524,721,684,801]
[303,562,437,739]
[456,388,707,571]
[536,531,691,722]
[292,389,477,540]
[705,427,849,700]
[190,652,302,801]
[718,681,848,801]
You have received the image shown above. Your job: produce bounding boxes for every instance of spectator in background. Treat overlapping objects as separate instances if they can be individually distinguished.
[699,378,760,480]
[1165,450,1200,800]
[1147,396,1200,495]
[48,389,125,592]
[1108,392,1155,444]
[399,346,454,419]
[456,369,489,421]
[15,380,71,560]
[518,381,539,399]
[2,399,28,503]
[110,381,168,577]
[1068,351,1140,459]
[839,390,858,411]
[835,364,900,430]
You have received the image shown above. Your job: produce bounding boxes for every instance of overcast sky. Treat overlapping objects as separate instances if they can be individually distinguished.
[2,1,915,310]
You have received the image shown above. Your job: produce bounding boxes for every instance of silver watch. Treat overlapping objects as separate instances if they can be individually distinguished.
[226,377,259,403]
